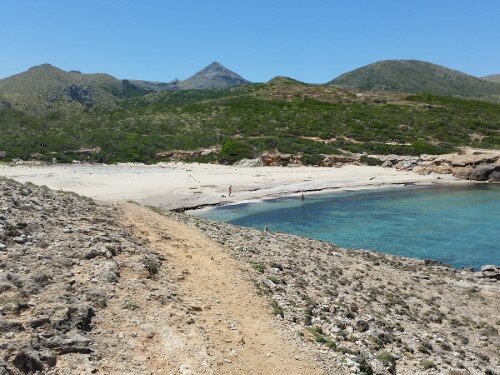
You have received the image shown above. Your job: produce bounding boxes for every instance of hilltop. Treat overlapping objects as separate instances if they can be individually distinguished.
[330,60,500,100]
[176,61,250,89]
[0,64,147,114]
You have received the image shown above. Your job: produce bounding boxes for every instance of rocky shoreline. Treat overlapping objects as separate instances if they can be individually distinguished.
[1,177,498,374]
[254,149,500,183]
[172,212,500,375]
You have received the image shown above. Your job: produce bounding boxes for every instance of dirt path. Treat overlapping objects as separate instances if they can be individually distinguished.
[117,202,328,375]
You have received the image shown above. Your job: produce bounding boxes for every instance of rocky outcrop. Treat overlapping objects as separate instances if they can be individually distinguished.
[320,155,358,167]
[156,147,219,160]
[377,152,500,182]
[475,265,500,281]
[0,178,177,374]
[261,152,301,166]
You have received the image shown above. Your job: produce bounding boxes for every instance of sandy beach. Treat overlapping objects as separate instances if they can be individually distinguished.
[0,162,460,210]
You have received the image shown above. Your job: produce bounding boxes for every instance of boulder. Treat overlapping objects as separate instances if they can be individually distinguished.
[452,167,473,180]
[233,158,264,167]
[477,265,500,281]
[469,164,495,181]
[489,169,500,181]
[321,155,357,167]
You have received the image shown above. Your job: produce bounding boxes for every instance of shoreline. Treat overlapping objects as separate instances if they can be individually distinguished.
[185,178,476,213]
[0,161,468,211]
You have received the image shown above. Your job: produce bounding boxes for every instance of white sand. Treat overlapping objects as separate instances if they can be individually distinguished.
[0,162,460,210]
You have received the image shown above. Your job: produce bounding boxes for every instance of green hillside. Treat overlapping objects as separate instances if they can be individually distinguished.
[0,79,498,164]
[330,60,500,101]
[0,64,148,114]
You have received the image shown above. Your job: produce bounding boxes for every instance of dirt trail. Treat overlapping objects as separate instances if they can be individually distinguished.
[118,202,328,375]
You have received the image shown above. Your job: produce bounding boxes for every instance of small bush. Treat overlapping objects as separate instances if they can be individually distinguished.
[141,255,160,278]
[377,351,396,365]
[420,359,436,370]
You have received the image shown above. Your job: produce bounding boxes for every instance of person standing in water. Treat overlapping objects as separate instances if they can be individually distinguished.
[228,185,233,197]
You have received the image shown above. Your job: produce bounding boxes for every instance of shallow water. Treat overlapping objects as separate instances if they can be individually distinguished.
[194,184,500,269]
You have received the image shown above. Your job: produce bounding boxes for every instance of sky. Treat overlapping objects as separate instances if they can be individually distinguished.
[1,0,499,83]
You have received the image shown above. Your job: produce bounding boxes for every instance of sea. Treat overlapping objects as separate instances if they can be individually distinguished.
[194,184,500,269]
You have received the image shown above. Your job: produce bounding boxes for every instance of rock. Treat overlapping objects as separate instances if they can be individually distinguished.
[395,158,418,170]
[155,147,219,160]
[356,320,370,332]
[233,158,264,167]
[13,236,27,244]
[478,265,500,281]
[261,152,302,166]
[469,164,495,181]
[452,167,473,180]
[321,155,358,167]
[12,348,44,373]
[490,170,500,181]
[101,260,120,283]
[42,333,92,354]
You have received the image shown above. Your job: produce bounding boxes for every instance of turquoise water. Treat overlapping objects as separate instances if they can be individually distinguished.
[194,185,500,269]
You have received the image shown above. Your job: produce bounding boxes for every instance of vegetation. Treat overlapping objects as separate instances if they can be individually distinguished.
[331,59,500,101]
[0,79,499,164]
[219,139,255,164]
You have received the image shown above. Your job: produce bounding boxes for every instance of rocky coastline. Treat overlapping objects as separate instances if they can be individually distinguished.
[173,212,500,375]
[1,177,498,374]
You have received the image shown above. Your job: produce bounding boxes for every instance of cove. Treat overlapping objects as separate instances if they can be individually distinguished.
[194,184,500,269]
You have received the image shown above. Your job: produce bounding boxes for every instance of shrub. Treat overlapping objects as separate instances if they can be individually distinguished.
[218,139,255,164]
[420,359,436,370]
[359,155,383,166]
[377,351,396,365]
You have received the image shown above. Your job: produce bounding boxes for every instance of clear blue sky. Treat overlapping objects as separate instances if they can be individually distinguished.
[1,0,498,83]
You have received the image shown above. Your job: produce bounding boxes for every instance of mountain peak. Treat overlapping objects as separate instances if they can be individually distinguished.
[206,61,224,69]
[28,63,62,72]
[177,62,249,90]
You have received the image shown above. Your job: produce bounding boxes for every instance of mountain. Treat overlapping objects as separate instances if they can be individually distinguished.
[0,64,147,114]
[111,62,249,93]
[481,74,500,84]
[329,60,500,99]
[176,62,249,90]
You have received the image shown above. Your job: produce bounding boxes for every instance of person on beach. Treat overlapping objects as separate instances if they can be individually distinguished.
[228,185,232,197]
